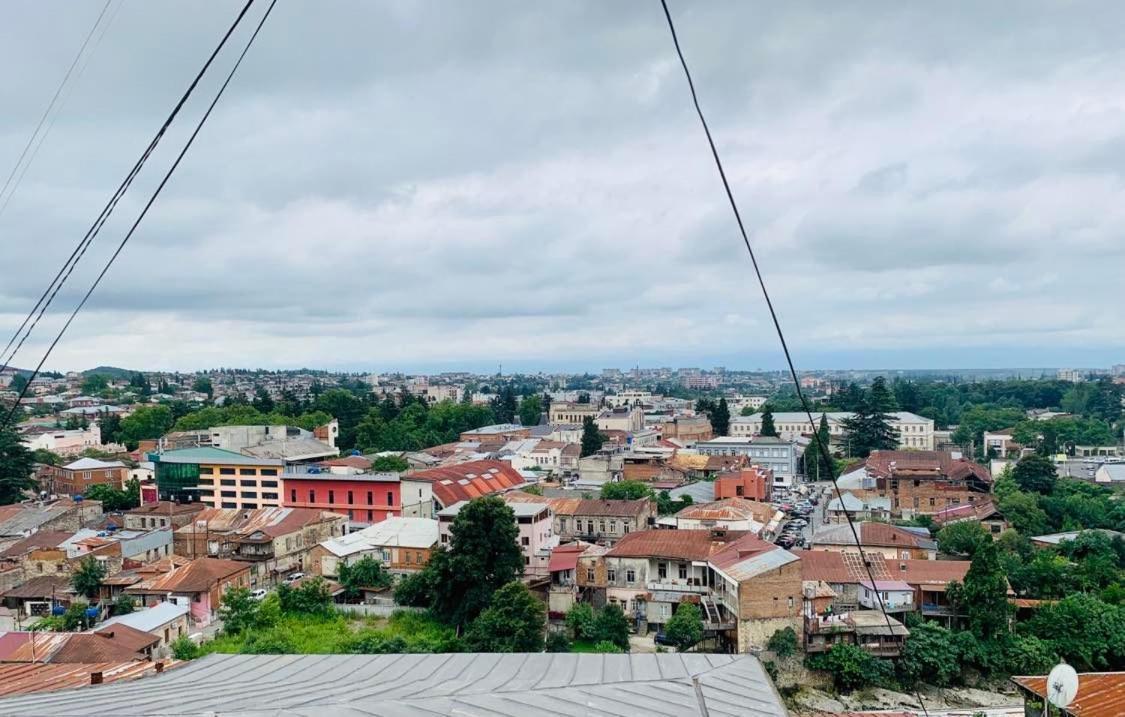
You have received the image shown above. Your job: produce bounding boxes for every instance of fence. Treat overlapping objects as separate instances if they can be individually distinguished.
[335,603,422,618]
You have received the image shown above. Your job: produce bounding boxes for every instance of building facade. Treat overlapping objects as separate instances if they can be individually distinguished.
[731,411,935,451]
[281,471,401,529]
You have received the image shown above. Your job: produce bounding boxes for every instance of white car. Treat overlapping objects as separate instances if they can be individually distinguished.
[285,572,306,583]
[250,589,268,601]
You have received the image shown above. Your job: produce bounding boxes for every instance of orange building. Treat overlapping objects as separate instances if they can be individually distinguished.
[714,467,773,502]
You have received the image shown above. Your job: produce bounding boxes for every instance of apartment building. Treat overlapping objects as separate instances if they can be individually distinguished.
[309,517,438,577]
[439,499,558,577]
[695,436,803,488]
[548,401,600,425]
[843,450,993,518]
[503,492,655,547]
[40,457,127,497]
[731,411,935,451]
[595,406,645,433]
[281,470,401,529]
[152,447,284,508]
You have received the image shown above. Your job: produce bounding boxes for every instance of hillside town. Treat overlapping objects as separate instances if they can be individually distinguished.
[0,365,1123,714]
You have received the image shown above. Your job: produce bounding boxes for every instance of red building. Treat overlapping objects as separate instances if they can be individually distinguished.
[281,472,400,528]
[714,467,773,502]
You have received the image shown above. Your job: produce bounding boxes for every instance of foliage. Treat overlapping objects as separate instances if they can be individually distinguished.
[951,405,1026,456]
[937,521,991,557]
[711,398,731,436]
[600,481,652,500]
[1023,594,1125,670]
[840,378,899,457]
[464,581,546,652]
[113,594,136,615]
[545,631,571,652]
[354,399,496,453]
[664,602,704,652]
[71,557,107,599]
[656,490,692,515]
[98,411,123,445]
[338,555,393,600]
[806,414,834,480]
[118,405,175,447]
[594,603,631,652]
[1012,454,1058,495]
[767,627,798,659]
[278,578,333,615]
[1012,417,1116,456]
[84,479,140,511]
[580,416,606,457]
[947,541,1012,641]
[171,635,202,660]
[370,455,409,472]
[522,484,544,496]
[173,404,331,433]
[898,623,961,687]
[566,602,598,641]
[341,611,461,655]
[220,587,272,634]
[489,386,519,424]
[0,423,35,505]
[592,640,625,653]
[759,406,777,437]
[518,393,544,427]
[806,642,893,692]
[996,489,1050,537]
[82,373,110,394]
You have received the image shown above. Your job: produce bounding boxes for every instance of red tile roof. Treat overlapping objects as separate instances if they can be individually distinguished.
[930,499,1003,527]
[91,624,161,653]
[1013,672,1125,717]
[0,531,73,558]
[607,529,749,561]
[45,634,146,664]
[319,456,373,470]
[406,460,525,508]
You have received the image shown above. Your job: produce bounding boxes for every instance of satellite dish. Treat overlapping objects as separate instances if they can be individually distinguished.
[1046,662,1079,710]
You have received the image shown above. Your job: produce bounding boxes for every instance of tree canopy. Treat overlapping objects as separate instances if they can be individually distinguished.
[600,481,651,500]
[0,423,35,505]
[580,416,606,457]
[664,601,704,652]
[464,581,545,652]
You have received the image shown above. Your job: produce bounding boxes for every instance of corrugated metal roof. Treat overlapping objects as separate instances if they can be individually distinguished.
[1013,672,1125,717]
[0,652,787,716]
[0,661,167,697]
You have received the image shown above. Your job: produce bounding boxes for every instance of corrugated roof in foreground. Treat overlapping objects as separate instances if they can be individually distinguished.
[0,652,787,717]
[0,661,168,697]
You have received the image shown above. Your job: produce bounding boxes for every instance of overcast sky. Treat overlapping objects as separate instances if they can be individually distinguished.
[2,1,1124,374]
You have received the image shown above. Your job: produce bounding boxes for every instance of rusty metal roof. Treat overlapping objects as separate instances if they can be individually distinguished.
[1013,672,1125,717]
[0,661,169,697]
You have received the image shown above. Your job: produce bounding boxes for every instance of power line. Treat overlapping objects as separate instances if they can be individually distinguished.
[0,0,277,433]
[0,0,113,221]
[658,2,929,712]
[0,0,257,375]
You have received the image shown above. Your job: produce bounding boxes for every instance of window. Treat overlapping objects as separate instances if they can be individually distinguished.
[242,491,257,499]
[586,567,594,582]
[219,468,235,475]
[607,569,616,583]
[367,491,373,505]
[387,491,393,506]
[221,490,236,497]
[309,490,315,503]
[658,562,667,579]
[609,520,617,533]
[626,569,635,583]
[623,524,630,534]
[524,556,530,565]
[290,489,297,502]
[521,536,530,546]
[261,468,278,476]
[990,523,1002,534]
[239,468,256,476]
[929,497,935,507]
[678,564,688,580]
[599,520,606,532]
[575,519,583,533]
[220,479,236,486]
[559,518,567,532]
[242,502,258,509]
[240,479,256,487]
[199,467,213,474]
[367,510,373,522]
[221,502,237,508]
[261,480,278,488]
[263,492,278,500]
[347,491,354,505]
[441,533,449,544]
[328,490,335,503]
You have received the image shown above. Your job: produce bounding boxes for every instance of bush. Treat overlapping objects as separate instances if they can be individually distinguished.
[242,630,298,654]
[593,604,631,652]
[806,643,892,692]
[463,581,546,653]
[112,594,136,616]
[565,603,597,641]
[664,602,704,652]
[592,640,624,653]
[545,632,571,653]
[170,635,201,660]
[278,578,332,615]
[898,623,960,687]
[767,627,798,659]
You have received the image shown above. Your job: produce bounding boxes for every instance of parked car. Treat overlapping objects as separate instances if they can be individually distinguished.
[285,572,305,583]
[654,632,675,646]
[250,588,268,600]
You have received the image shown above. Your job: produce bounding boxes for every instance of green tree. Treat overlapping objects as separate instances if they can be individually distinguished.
[119,405,174,447]
[464,581,546,652]
[841,379,899,458]
[518,394,543,427]
[98,410,123,445]
[600,481,652,500]
[31,448,61,466]
[897,623,961,687]
[664,601,704,652]
[806,641,892,692]
[937,521,991,557]
[759,406,778,437]
[997,489,1050,537]
[219,587,264,633]
[592,640,625,653]
[947,541,1012,641]
[171,635,201,660]
[767,627,798,659]
[712,398,731,436]
[84,481,140,511]
[312,389,366,449]
[71,556,107,599]
[545,631,571,652]
[370,455,409,472]
[1012,454,1058,495]
[277,577,332,615]
[338,555,392,600]
[251,386,274,413]
[113,594,136,615]
[9,373,28,393]
[490,386,518,424]
[0,423,35,505]
[594,603,631,651]
[191,376,213,398]
[806,414,833,481]
[82,373,109,394]
[580,416,606,457]
[566,602,597,641]
[1024,594,1125,670]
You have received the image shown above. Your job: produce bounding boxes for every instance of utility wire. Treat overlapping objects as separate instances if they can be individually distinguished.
[0,0,277,432]
[0,0,124,224]
[0,0,113,221]
[0,0,257,376]
[659,2,929,713]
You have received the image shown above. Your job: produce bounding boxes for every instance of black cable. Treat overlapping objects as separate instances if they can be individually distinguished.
[659,2,929,712]
[0,0,277,433]
[0,0,113,221]
[0,0,257,376]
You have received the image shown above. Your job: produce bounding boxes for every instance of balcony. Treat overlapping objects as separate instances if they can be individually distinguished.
[646,581,708,594]
[921,602,958,616]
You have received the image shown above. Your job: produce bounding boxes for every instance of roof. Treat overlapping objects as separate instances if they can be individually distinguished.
[153,447,282,467]
[126,557,248,594]
[668,480,718,504]
[858,579,913,592]
[405,460,525,508]
[930,499,1004,527]
[90,625,160,653]
[608,529,749,561]
[0,661,167,697]
[0,652,787,716]
[439,500,548,519]
[826,491,891,512]
[863,450,992,484]
[174,507,342,540]
[241,437,337,460]
[848,611,910,636]
[0,531,74,559]
[504,492,651,518]
[317,518,438,556]
[60,458,125,471]
[0,575,73,600]
[1012,672,1125,717]
[98,602,189,633]
[675,498,777,525]
[793,550,970,586]
[123,502,204,517]
[318,455,372,470]
[1030,529,1124,545]
[811,522,937,551]
[42,634,145,664]
[709,535,799,582]
[0,505,75,538]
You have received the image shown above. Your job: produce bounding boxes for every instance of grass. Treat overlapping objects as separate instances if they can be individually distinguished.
[203,610,456,655]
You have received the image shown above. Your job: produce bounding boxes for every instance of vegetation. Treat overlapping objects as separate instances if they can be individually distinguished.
[806,642,893,691]
[370,455,409,472]
[34,602,96,632]
[580,416,606,457]
[759,406,777,437]
[464,581,546,652]
[83,478,141,511]
[600,480,651,500]
[338,555,393,600]
[518,393,544,427]
[277,578,333,615]
[767,626,798,659]
[840,377,898,457]
[936,521,991,557]
[71,557,107,599]
[564,603,631,652]
[664,602,704,652]
[1011,454,1058,495]
[171,635,202,660]
[0,423,35,505]
[112,594,136,615]
[353,396,496,453]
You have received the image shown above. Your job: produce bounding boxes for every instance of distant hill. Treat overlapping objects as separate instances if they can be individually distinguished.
[82,366,139,379]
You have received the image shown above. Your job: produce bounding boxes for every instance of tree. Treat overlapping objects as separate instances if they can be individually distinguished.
[767,627,798,659]
[82,373,109,394]
[370,455,409,472]
[806,414,833,481]
[937,521,991,557]
[1024,594,1125,670]
[592,640,625,653]
[545,631,571,652]
[119,405,174,447]
[600,481,652,500]
[518,394,543,427]
[594,603,631,651]
[997,489,1050,537]
[1012,454,1058,495]
[277,578,332,615]
[338,555,392,600]
[171,635,201,660]
[759,406,778,437]
[113,594,136,615]
[805,641,891,692]
[897,623,961,687]
[0,423,35,505]
[98,410,123,445]
[566,602,598,641]
[71,556,107,599]
[191,376,213,398]
[580,416,606,457]
[464,581,546,652]
[490,386,518,424]
[664,601,704,652]
[947,540,1012,641]
[712,398,731,436]
[9,373,28,393]
[312,389,366,449]
[841,379,899,458]
[219,587,264,633]
[84,480,140,511]
[251,386,274,413]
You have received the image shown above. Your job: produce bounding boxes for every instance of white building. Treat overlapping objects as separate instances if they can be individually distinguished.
[22,424,101,456]
[1057,368,1085,383]
[596,406,645,433]
[731,411,935,451]
[604,391,655,408]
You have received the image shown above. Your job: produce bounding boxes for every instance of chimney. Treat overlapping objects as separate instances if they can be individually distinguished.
[90,671,104,685]
[155,661,165,673]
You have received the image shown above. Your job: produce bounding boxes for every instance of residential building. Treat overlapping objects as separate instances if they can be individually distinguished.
[151,447,284,509]
[596,406,645,433]
[800,584,910,659]
[546,541,606,614]
[659,415,713,442]
[694,436,804,487]
[1029,528,1124,549]
[857,579,914,612]
[1012,671,1124,717]
[660,498,781,538]
[731,411,935,451]
[40,458,126,497]
[0,499,103,549]
[503,492,655,547]
[457,424,531,442]
[714,467,774,502]
[809,522,937,560]
[401,460,525,516]
[281,469,401,529]
[97,601,191,656]
[125,557,251,626]
[824,492,891,523]
[439,499,557,577]
[604,390,655,408]
[929,500,1008,538]
[22,425,101,457]
[982,429,1019,458]
[841,450,993,518]
[1056,368,1085,383]
[122,502,205,532]
[309,517,438,577]
[548,402,599,425]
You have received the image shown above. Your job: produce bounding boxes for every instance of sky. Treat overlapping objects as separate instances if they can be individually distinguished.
[1,1,1124,374]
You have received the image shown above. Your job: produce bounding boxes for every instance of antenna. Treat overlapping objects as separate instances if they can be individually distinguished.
[1045,662,1079,715]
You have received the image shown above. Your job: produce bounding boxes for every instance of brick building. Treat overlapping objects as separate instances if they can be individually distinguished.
[714,467,773,502]
[41,458,127,497]
[841,450,993,518]
[809,522,937,560]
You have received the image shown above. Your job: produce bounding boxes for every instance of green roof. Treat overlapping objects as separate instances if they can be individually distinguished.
[154,447,283,466]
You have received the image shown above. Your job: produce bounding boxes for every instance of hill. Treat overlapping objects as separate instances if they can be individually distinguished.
[82,366,140,379]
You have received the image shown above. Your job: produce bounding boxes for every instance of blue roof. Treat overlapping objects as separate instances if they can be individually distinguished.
[154,447,282,466]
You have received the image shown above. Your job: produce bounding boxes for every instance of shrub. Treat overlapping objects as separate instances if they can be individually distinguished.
[592,640,624,653]
[767,627,798,659]
[593,604,630,652]
[545,632,571,653]
[806,643,892,692]
[565,603,597,641]
[170,635,201,660]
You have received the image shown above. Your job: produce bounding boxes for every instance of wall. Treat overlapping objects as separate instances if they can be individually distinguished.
[735,560,803,652]
[283,477,401,525]
[198,462,283,510]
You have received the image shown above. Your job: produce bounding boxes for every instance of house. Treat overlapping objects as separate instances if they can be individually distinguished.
[308,518,438,577]
[281,469,401,529]
[0,631,147,664]
[659,415,713,442]
[124,557,250,626]
[844,450,993,518]
[21,425,102,457]
[401,460,525,516]
[596,406,645,433]
[707,534,804,653]
[0,499,104,549]
[122,502,205,532]
[824,492,891,523]
[694,436,804,488]
[1012,671,1124,717]
[982,429,1020,458]
[438,499,557,577]
[546,541,606,615]
[801,586,911,659]
[0,576,76,621]
[502,492,655,547]
[930,499,1008,538]
[90,624,161,660]
[96,601,191,656]
[714,467,774,502]
[857,580,914,612]
[457,424,531,442]
[0,660,168,697]
[548,402,600,425]
[39,458,127,497]
[661,498,782,538]
[809,522,937,560]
